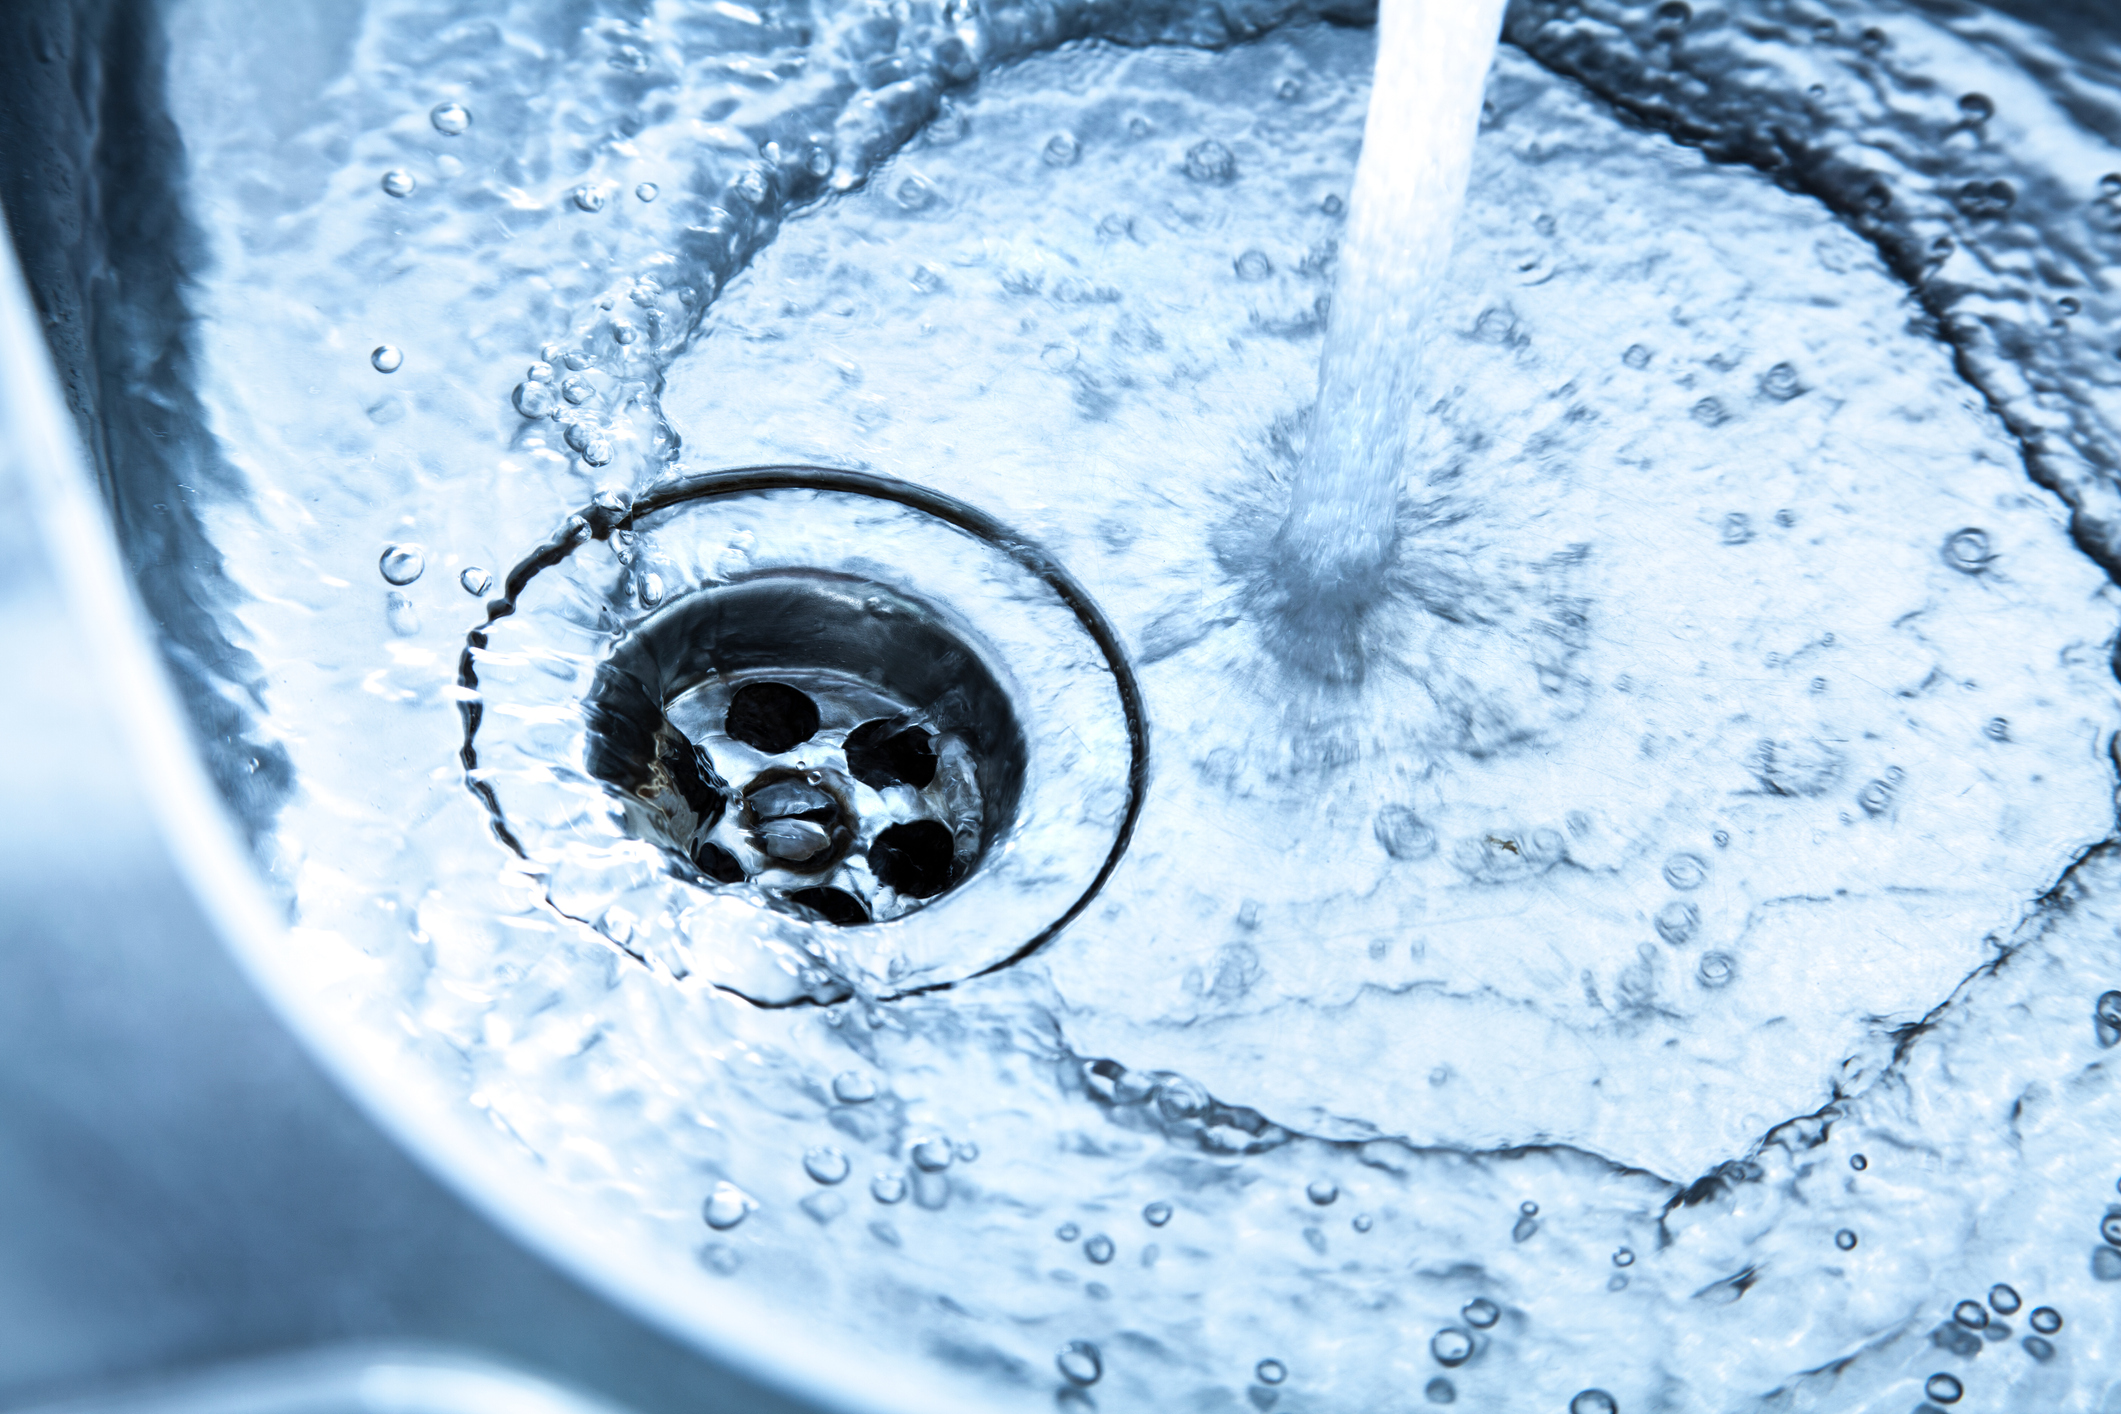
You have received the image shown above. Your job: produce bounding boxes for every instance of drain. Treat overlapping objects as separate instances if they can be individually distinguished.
[460,466,1145,1003]
[582,572,1026,927]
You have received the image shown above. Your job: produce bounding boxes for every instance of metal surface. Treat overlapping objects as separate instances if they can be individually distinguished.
[0,5,824,1411]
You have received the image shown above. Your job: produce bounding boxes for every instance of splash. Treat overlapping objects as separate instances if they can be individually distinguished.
[1268,0,1509,677]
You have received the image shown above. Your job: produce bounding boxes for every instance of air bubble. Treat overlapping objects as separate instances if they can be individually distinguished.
[1352,1214,1372,1232]
[1429,1328,1472,1367]
[1321,194,1343,215]
[1306,1180,1339,1206]
[370,345,403,373]
[894,176,934,211]
[638,572,664,608]
[1057,1222,1081,1241]
[734,168,770,205]
[1942,527,1993,572]
[1084,1234,1115,1264]
[378,544,425,585]
[1959,92,1994,122]
[1042,132,1081,166]
[954,1141,979,1163]
[2100,1210,2121,1245]
[1184,139,1236,183]
[1988,1283,2020,1314]
[1461,1298,1499,1328]
[561,375,593,405]
[1613,1248,1635,1267]
[1622,343,1652,369]
[579,437,613,467]
[1235,249,1273,281]
[1375,805,1438,860]
[429,102,471,136]
[2029,1305,2062,1333]
[803,1146,850,1184]
[1759,361,1804,401]
[1924,1373,1963,1405]
[1255,1359,1286,1385]
[1057,1341,1102,1386]
[2095,990,2121,1048]
[1654,901,1700,946]
[380,168,416,198]
[1698,953,1736,988]
[1953,1299,1988,1329]
[1143,1201,1173,1226]
[573,185,605,212]
[458,566,491,596]
[831,1071,877,1104]
[869,1171,906,1204]
[1835,1228,1858,1250]
[513,381,556,417]
[1276,78,1301,100]
[1569,1391,1618,1414]
[1851,1154,1868,1170]
[1424,1378,1455,1404]
[702,1181,753,1230]
[1662,854,1707,889]
[911,1136,955,1172]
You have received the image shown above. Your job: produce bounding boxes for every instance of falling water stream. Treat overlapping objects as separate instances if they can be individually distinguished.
[117,0,2121,1409]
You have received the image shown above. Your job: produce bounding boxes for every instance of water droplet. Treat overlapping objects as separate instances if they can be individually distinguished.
[1184,139,1236,183]
[634,182,659,202]
[1663,854,1708,889]
[1321,194,1343,215]
[2100,1210,2121,1245]
[1520,1200,1539,1215]
[1987,1283,2020,1314]
[1255,1359,1286,1385]
[579,437,613,468]
[1850,1153,1868,1170]
[1943,527,1993,572]
[513,381,556,418]
[1235,249,1273,281]
[911,1136,954,1171]
[381,168,416,198]
[2102,173,2121,198]
[1955,178,2016,219]
[954,1140,980,1163]
[1275,78,1301,100]
[869,1171,906,1203]
[733,168,770,205]
[1352,1213,1372,1232]
[378,544,425,586]
[2096,990,2121,1047]
[459,566,491,596]
[1623,343,1652,369]
[1428,1328,1472,1367]
[1057,1341,1102,1386]
[1423,1378,1456,1405]
[1143,1201,1172,1226]
[1568,1391,1617,1414]
[1953,1299,1988,1329]
[1375,805,1438,861]
[1857,779,1894,816]
[384,592,420,637]
[637,572,664,608]
[1654,901,1700,946]
[1719,511,1752,544]
[1924,1373,1963,1405]
[701,1181,753,1230]
[1613,1247,1635,1267]
[1958,92,1994,122]
[803,1145,850,1184]
[1655,0,1690,24]
[1057,1221,1081,1241]
[2029,1305,2062,1333]
[831,1071,876,1103]
[1043,132,1081,167]
[371,345,404,374]
[1698,952,1736,988]
[429,102,471,136]
[573,184,605,212]
[1084,1233,1115,1264]
[1461,1298,1499,1328]
[559,375,593,406]
[1693,396,1732,428]
[1835,1228,1858,1250]
[1306,1180,1338,1206]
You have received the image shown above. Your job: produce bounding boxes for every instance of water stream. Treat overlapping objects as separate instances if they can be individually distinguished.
[117,0,2121,1409]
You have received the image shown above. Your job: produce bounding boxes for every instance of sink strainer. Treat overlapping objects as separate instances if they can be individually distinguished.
[460,467,1145,1004]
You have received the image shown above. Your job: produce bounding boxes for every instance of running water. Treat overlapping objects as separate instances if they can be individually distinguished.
[1268,0,1508,676]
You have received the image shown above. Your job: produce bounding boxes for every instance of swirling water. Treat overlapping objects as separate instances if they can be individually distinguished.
[146,0,2121,1409]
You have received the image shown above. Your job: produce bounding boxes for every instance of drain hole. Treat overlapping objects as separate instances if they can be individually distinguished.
[691,839,747,884]
[845,718,939,789]
[726,680,821,754]
[871,819,957,899]
[788,886,872,927]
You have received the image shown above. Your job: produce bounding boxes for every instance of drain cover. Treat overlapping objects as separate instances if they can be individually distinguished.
[461,467,1144,1002]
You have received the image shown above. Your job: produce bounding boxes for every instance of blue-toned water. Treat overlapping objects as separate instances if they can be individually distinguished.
[150,0,2121,1409]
